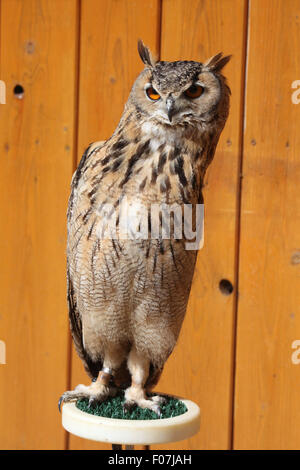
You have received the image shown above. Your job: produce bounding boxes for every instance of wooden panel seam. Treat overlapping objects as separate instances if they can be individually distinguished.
[230,0,250,450]
[65,0,81,451]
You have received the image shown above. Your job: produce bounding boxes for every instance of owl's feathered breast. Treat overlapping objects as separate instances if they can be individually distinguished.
[67,115,208,322]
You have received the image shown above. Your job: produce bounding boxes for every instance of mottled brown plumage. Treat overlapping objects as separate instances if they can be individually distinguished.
[59,41,230,414]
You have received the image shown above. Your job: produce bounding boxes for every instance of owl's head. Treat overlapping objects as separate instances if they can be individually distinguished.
[127,40,231,132]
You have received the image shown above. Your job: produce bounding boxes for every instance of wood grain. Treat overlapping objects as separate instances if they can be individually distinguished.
[76,0,161,157]
[68,0,161,450]
[0,0,78,449]
[151,0,248,450]
[233,0,300,449]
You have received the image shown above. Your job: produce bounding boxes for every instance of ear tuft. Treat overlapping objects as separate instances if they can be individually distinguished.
[137,39,156,67]
[203,52,231,73]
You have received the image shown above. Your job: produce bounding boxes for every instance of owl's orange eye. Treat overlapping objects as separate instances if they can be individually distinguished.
[184,84,203,99]
[146,86,161,101]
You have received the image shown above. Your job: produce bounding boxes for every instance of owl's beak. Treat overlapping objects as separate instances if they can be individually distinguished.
[166,95,176,123]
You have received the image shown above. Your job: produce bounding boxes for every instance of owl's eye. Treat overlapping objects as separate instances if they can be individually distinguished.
[184,84,203,99]
[146,86,161,101]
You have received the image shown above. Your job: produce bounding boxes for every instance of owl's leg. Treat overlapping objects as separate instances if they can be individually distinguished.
[58,344,125,412]
[123,346,162,416]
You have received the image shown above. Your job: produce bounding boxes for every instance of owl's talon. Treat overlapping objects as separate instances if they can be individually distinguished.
[123,401,136,414]
[150,395,167,405]
[124,385,164,417]
[58,395,64,413]
[58,391,83,412]
[59,380,115,413]
[150,403,162,417]
[88,397,97,408]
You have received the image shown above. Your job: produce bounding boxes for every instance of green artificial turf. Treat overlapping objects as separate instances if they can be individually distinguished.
[76,392,187,420]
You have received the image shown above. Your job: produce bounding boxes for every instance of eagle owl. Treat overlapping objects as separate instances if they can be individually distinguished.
[59,41,230,415]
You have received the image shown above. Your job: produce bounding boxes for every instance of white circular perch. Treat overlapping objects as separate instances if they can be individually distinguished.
[62,395,200,448]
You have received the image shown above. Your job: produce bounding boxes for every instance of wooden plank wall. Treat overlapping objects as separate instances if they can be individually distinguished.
[0,0,78,449]
[0,0,300,450]
[234,0,300,450]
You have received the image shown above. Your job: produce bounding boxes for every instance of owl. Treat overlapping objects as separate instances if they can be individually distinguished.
[59,41,230,415]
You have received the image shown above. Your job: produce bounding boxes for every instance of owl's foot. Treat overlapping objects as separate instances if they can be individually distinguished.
[149,394,167,405]
[58,381,117,412]
[123,387,165,417]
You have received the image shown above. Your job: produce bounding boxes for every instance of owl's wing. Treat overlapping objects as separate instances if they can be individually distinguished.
[67,141,105,221]
[66,141,106,379]
[67,266,103,379]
